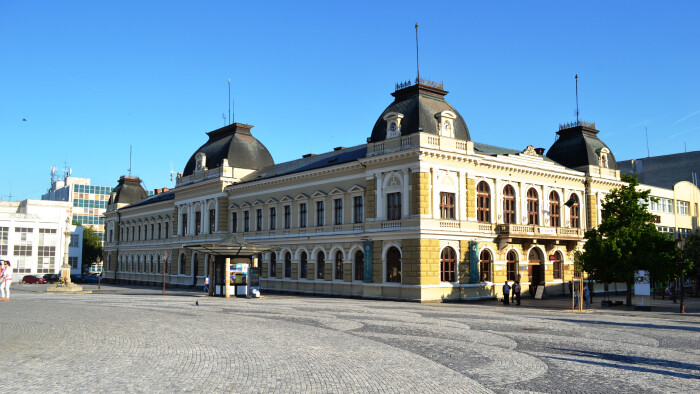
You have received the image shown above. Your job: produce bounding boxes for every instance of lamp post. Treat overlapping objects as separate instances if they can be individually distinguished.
[676,237,686,314]
[163,251,168,295]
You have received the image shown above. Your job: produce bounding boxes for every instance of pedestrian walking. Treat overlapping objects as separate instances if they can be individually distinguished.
[1,260,13,301]
[574,286,580,308]
[503,281,510,305]
[514,281,521,306]
[203,276,209,292]
[583,284,591,309]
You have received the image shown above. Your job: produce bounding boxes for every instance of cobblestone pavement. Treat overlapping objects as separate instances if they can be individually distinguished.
[2,284,699,393]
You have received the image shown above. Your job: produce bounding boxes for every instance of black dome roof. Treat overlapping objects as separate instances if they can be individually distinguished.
[546,123,618,170]
[108,176,149,206]
[183,123,274,176]
[369,81,470,142]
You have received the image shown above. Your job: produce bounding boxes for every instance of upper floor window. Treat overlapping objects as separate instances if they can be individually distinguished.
[569,194,580,228]
[299,203,307,228]
[157,223,162,239]
[440,192,455,220]
[353,196,364,223]
[195,211,201,235]
[677,201,689,215]
[209,209,215,233]
[387,192,401,221]
[231,212,238,233]
[334,199,343,225]
[503,185,516,224]
[243,211,250,232]
[527,188,539,225]
[284,206,291,229]
[181,214,187,236]
[477,181,490,223]
[549,191,560,227]
[165,222,169,239]
[269,207,276,230]
[150,224,154,240]
[316,201,325,227]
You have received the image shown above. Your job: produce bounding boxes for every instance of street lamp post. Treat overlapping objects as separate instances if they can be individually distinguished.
[163,251,168,295]
[676,237,686,314]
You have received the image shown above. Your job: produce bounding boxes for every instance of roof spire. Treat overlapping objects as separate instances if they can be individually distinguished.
[415,23,420,82]
[575,74,579,123]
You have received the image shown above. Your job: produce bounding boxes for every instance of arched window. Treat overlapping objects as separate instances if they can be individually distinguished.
[179,254,186,275]
[354,250,364,281]
[552,251,563,280]
[317,251,325,279]
[527,188,539,225]
[335,251,344,280]
[300,251,308,279]
[270,253,277,277]
[569,194,580,228]
[600,153,608,168]
[479,250,492,282]
[506,251,518,281]
[440,247,456,282]
[284,252,291,278]
[503,185,516,224]
[549,191,560,227]
[386,247,401,283]
[477,181,490,223]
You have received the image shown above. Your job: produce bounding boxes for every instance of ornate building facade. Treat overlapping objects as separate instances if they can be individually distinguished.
[102,79,696,301]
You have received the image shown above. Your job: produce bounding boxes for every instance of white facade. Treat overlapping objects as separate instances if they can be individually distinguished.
[0,200,83,280]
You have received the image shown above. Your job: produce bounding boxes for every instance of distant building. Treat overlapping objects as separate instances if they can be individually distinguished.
[618,151,700,190]
[0,199,83,280]
[42,173,115,241]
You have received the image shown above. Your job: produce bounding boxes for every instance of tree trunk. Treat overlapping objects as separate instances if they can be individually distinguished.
[626,279,633,306]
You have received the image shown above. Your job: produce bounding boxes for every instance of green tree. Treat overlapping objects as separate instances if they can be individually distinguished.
[82,226,103,273]
[683,232,700,294]
[579,175,680,305]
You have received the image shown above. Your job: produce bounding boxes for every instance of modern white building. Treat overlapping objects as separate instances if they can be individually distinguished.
[0,199,83,280]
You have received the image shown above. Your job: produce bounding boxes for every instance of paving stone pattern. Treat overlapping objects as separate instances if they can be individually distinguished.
[1,285,699,393]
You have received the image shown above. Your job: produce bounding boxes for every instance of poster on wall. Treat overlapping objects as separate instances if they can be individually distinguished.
[363,241,373,282]
[634,270,650,296]
[469,241,479,283]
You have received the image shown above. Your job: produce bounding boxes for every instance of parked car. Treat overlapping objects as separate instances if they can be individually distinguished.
[43,274,61,283]
[22,275,46,284]
[82,274,101,283]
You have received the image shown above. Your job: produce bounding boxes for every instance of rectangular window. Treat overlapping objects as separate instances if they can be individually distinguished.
[316,201,325,226]
[15,227,33,242]
[37,246,56,273]
[195,211,202,235]
[244,211,250,232]
[334,199,343,225]
[661,198,673,213]
[299,203,307,228]
[209,209,216,233]
[679,228,691,239]
[165,222,169,239]
[353,196,363,223]
[150,224,154,240]
[13,244,32,256]
[232,212,238,233]
[256,209,263,231]
[69,256,78,268]
[284,205,291,229]
[439,192,455,220]
[269,207,276,230]
[70,234,80,247]
[181,214,187,236]
[677,201,689,215]
[157,223,161,240]
[387,192,401,220]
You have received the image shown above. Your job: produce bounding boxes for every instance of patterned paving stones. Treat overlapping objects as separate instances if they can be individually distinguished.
[1,284,699,393]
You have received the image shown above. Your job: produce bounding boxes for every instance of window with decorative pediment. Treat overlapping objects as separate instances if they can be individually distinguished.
[569,194,580,228]
[195,152,207,173]
[549,191,560,227]
[477,181,491,223]
[435,111,456,138]
[383,112,404,139]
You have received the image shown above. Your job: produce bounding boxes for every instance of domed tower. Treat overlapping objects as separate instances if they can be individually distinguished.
[107,176,149,210]
[182,122,274,179]
[546,121,618,172]
[369,79,470,143]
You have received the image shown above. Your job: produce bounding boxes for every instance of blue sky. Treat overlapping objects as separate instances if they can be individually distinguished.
[1,1,698,200]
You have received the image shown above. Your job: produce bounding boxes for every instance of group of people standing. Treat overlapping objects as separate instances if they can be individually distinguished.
[502,281,522,306]
[1,260,12,301]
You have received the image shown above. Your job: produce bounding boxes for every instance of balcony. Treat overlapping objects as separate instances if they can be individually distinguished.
[496,224,584,241]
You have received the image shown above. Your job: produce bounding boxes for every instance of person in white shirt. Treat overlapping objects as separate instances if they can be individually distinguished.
[1,260,13,301]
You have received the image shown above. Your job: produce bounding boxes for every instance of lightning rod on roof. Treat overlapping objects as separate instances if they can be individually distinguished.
[128,144,132,177]
[575,74,579,124]
[415,23,420,82]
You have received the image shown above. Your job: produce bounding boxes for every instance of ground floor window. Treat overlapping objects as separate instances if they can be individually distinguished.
[480,250,492,282]
[386,247,401,283]
[317,251,325,279]
[335,251,343,280]
[300,252,308,279]
[440,247,456,282]
[552,252,562,280]
[506,251,518,281]
[354,250,364,281]
[284,252,292,278]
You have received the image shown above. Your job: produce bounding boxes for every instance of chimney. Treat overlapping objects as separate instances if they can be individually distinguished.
[302,153,316,158]
[155,188,161,195]
[534,147,545,155]
[333,146,347,151]
[162,188,169,193]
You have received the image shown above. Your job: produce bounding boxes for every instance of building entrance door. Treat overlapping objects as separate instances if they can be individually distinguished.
[528,248,543,297]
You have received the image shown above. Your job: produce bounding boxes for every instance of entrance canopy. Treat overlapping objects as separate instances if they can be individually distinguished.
[183,233,274,257]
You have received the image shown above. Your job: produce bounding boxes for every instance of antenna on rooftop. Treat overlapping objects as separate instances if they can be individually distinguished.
[415,23,420,82]
[50,166,56,184]
[228,78,231,125]
[575,74,579,123]
[128,144,132,177]
[222,113,226,126]
[644,123,650,158]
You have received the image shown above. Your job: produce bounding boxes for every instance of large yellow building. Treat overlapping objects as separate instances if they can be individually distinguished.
[101,79,699,301]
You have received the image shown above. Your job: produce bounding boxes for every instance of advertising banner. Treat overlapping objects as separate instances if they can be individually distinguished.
[363,241,373,282]
[469,241,479,283]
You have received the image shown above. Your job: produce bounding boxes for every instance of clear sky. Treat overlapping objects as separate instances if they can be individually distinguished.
[1,1,698,200]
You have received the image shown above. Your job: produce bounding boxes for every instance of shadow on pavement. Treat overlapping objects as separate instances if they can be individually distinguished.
[546,318,700,333]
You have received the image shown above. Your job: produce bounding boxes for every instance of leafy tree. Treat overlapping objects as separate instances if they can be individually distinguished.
[683,233,700,294]
[82,226,103,273]
[579,175,681,305]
